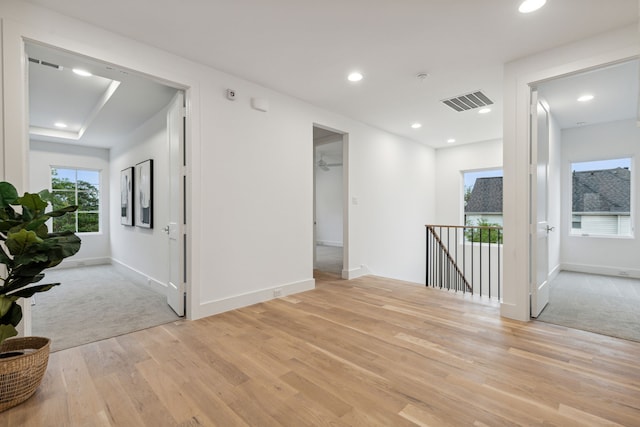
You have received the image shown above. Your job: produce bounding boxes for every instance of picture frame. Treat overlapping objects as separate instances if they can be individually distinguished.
[120,167,134,226]
[134,159,153,229]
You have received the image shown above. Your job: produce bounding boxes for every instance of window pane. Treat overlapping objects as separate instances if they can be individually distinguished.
[52,190,76,209]
[51,168,76,189]
[77,170,100,186]
[78,212,99,232]
[53,214,76,233]
[78,188,99,211]
[571,158,631,236]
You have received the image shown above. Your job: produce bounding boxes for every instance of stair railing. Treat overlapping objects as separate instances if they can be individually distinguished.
[425,225,502,299]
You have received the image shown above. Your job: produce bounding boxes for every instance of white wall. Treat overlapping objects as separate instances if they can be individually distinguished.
[435,139,503,225]
[0,1,437,322]
[347,129,435,283]
[110,105,171,290]
[315,152,343,247]
[29,140,110,265]
[503,25,639,320]
[560,119,640,278]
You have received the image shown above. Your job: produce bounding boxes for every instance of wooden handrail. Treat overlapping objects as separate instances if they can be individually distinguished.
[425,224,503,230]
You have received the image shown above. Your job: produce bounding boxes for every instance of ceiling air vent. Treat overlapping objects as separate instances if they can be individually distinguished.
[441,90,493,112]
[28,57,62,70]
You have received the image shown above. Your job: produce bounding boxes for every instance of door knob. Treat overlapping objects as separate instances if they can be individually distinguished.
[546,225,555,232]
[163,225,170,234]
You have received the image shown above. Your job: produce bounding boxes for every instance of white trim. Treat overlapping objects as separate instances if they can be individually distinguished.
[54,257,110,269]
[111,258,168,294]
[198,278,315,318]
[342,264,371,279]
[316,240,343,247]
[560,263,640,279]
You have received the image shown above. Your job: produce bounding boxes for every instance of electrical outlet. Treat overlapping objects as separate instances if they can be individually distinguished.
[273,288,282,297]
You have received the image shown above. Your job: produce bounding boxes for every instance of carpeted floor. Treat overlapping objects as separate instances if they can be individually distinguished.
[537,271,640,342]
[32,264,180,352]
[315,244,343,275]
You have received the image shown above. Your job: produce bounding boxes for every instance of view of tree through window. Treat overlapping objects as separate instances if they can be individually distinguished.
[571,158,631,237]
[51,167,100,233]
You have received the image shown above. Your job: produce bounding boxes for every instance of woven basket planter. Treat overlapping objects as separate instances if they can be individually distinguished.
[0,337,51,412]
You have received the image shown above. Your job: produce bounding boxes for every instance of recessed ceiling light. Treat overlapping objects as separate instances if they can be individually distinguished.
[447,138,456,144]
[577,94,594,102]
[478,108,491,114]
[72,68,92,77]
[411,123,422,129]
[347,72,363,82]
[54,122,68,128]
[518,0,546,13]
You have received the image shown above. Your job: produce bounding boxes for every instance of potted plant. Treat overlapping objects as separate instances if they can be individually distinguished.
[0,181,81,411]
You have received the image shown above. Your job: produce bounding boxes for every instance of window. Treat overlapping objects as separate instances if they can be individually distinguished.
[51,167,100,233]
[571,158,632,237]
[463,169,503,243]
[463,169,503,227]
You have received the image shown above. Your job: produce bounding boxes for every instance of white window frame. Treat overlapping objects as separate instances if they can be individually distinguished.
[50,166,102,234]
[568,156,634,239]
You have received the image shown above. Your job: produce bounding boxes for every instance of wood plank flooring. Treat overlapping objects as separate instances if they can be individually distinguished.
[2,272,639,426]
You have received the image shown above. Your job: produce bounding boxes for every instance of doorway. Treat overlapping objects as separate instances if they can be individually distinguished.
[25,41,188,350]
[313,126,346,277]
[530,58,639,339]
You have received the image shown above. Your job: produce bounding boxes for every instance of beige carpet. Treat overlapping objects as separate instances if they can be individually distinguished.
[537,271,640,342]
[31,264,180,352]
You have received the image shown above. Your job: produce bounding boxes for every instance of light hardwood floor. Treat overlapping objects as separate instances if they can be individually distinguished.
[3,272,640,426]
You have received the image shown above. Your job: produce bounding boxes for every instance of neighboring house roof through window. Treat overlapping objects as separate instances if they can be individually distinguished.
[572,167,630,213]
[465,176,503,214]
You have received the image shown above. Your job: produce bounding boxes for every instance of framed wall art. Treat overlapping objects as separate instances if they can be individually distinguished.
[120,167,134,226]
[134,159,153,229]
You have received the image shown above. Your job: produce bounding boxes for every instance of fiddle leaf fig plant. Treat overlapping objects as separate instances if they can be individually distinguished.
[0,181,81,344]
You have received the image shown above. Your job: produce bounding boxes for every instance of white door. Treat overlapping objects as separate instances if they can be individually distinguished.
[166,92,185,316]
[530,90,550,317]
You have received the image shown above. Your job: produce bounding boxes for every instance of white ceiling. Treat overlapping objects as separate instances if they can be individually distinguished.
[27,43,178,148]
[538,59,639,129]
[25,0,638,149]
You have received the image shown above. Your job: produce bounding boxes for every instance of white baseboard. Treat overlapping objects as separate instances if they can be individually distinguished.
[316,240,343,247]
[54,257,110,269]
[342,264,371,279]
[198,278,315,319]
[560,263,640,279]
[500,302,529,322]
[111,258,167,294]
[548,264,561,282]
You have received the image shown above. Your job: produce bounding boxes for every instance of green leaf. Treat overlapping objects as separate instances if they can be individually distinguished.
[0,324,18,344]
[0,245,12,266]
[17,192,48,214]
[0,296,13,318]
[0,302,22,327]
[47,205,79,217]
[6,228,43,256]
[8,283,59,299]
[0,182,19,209]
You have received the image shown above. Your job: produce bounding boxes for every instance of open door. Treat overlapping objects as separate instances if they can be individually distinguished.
[530,90,551,317]
[166,92,186,316]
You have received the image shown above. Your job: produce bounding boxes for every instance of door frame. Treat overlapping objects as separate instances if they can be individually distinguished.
[312,124,348,278]
[1,20,196,335]
[503,45,639,321]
